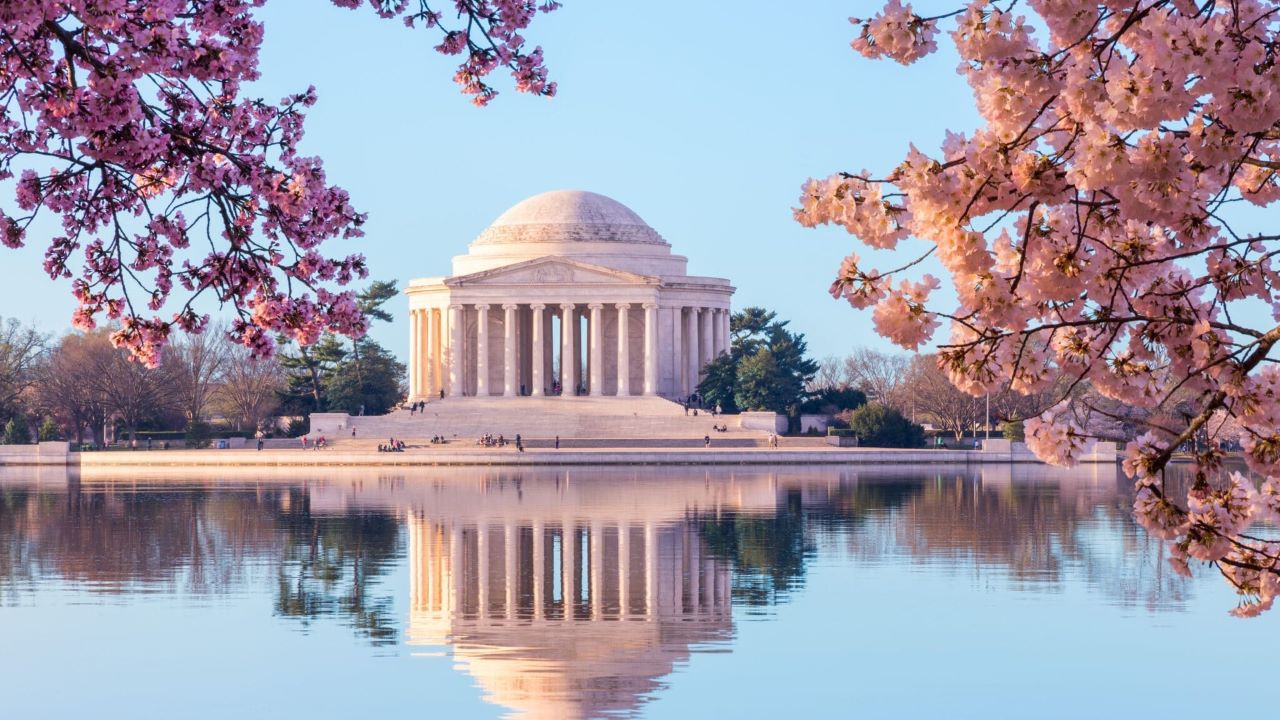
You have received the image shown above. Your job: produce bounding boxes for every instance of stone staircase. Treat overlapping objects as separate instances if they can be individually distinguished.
[312,396,766,442]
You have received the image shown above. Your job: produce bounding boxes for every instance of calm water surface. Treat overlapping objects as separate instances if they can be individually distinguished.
[0,464,1273,719]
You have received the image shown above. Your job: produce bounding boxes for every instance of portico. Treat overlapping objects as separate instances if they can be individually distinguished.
[406,191,734,400]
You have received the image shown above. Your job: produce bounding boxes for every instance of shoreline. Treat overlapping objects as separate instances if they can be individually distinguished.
[0,444,1121,467]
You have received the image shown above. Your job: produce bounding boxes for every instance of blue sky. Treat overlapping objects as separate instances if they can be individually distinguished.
[1,1,981,360]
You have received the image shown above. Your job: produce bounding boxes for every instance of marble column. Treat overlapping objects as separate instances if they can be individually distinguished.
[475,304,490,397]
[643,303,658,396]
[685,307,699,395]
[721,308,731,358]
[588,303,604,397]
[422,309,434,396]
[448,304,464,397]
[427,310,437,394]
[700,306,714,367]
[409,309,419,399]
[531,304,545,397]
[713,309,726,357]
[560,303,575,396]
[615,303,630,397]
[427,308,437,394]
[503,303,518,397]
[672,308,684,397]
[431,309,443,398]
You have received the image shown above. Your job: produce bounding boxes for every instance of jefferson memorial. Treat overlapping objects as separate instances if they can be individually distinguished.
[405,190,734,400]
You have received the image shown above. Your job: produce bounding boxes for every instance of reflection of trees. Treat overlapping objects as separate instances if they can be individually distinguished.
[698,482,920,607]
[698,490,813,607]
[856,470,1194,609]
[273,495,400,646]
[0,483,401,644]
[695,468,1194,613]
[889,475,1086,585]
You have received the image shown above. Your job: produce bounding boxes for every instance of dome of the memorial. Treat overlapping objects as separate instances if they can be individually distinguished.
[472,190,668,247]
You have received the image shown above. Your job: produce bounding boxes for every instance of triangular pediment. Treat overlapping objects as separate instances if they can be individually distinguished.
[446,257,658,287]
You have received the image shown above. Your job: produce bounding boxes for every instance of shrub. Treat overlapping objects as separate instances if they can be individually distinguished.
[184,420,213,449]
[845,403,924,448]
[1002,419,1025,442]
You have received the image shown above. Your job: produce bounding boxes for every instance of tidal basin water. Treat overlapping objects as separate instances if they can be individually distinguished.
[0,465,1273,719]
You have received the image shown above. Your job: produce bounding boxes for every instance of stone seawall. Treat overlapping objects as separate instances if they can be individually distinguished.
[0,439,1120,467]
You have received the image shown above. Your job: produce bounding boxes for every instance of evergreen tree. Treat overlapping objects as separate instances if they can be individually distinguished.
[37,416,60,441]
[3,417,31,444]
[698,307,818,415]
[350,280,399,387]
[323,340,405,415]
[277,335,347,415]
[698,355,739,413]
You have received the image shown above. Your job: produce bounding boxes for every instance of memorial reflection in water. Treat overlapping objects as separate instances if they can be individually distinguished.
[319,472,752,720]
[0,463,1196,720]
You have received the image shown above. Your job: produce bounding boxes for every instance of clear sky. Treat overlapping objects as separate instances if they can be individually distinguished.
[0,1,983,361]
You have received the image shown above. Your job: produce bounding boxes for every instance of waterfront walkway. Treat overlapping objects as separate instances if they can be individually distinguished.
[0,438,1120,468]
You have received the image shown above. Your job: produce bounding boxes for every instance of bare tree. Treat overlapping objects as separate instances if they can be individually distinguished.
[211,345,286,432]
[89,335,182,442]
[167,324,230,424]
[0,318,47,417]
[809,355,847,392]
[904,355,982,441]
[843,348,912,411]
[36,332,113,445]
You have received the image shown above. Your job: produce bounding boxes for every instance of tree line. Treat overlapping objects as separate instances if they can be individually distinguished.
[0,281,405,446]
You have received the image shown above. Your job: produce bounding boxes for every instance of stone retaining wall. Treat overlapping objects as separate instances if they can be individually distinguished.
[0,439,1122,467]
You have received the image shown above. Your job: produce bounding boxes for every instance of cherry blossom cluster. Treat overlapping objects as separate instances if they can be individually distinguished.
[336,0,560,106]
[0,1,557,366]
[798,1,1280,614]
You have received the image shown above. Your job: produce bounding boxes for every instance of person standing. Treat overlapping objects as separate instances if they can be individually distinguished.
[516,434,523,453]
[555,435,560,450]
[704,435,710,448]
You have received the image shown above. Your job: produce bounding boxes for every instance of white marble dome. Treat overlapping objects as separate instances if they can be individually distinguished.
[473,190,668,246]
[455,190,685,276]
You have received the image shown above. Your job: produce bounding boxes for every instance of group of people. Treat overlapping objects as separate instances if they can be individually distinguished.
[300,435,327,449]
[477,433,508,447]
[711,424,728,432]
[407,401,427,415]
[379,438,406,452]
[429,435,449,444]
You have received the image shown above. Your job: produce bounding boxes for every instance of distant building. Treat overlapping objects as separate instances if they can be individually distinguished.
[405,190,734,400]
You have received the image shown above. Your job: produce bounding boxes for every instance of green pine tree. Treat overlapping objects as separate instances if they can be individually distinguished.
[3,416,31,444]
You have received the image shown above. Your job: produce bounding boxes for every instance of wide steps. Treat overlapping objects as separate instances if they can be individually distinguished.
[321,396,762,441]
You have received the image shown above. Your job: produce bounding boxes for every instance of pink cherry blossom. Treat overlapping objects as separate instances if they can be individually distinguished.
[801,1,1280,615]
[0,1,558,366]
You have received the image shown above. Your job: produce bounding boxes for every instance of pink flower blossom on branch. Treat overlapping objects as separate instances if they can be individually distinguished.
[0,1,558,366]
[800,0,1280,614]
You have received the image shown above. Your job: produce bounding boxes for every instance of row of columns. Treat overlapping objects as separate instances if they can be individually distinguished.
[409,302,730,399]
[408,516,732,622]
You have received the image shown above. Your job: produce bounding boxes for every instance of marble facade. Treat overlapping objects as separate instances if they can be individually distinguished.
[406,190,734,400]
